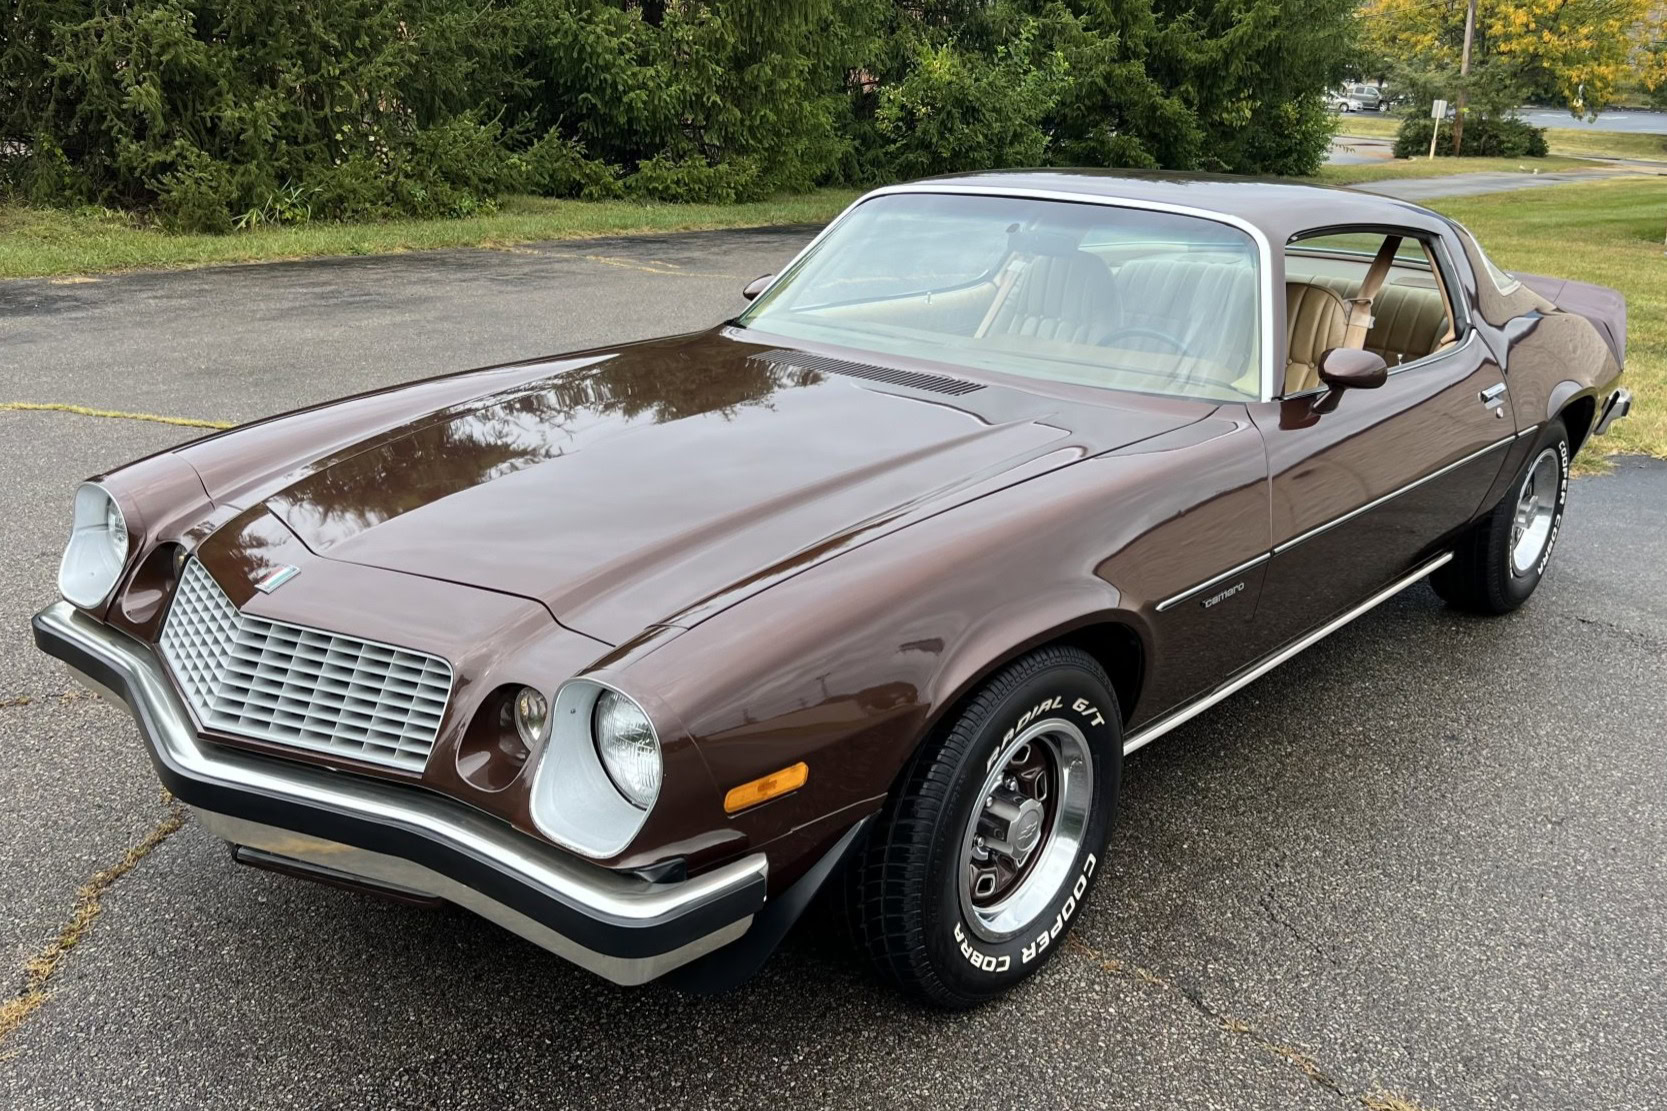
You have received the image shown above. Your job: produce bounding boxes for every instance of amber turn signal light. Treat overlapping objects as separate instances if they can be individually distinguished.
[723,762,809,814]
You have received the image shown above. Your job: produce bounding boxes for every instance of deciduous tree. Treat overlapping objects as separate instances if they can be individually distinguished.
[1359,0,1667,119]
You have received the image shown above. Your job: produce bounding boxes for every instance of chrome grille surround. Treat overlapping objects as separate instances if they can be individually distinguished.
[159,560,453,771]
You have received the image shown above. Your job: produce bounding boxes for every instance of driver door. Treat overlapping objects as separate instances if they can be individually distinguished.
[1245,226,1512,654]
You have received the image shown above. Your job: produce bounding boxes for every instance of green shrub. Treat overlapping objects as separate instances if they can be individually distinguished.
[873,32,1065,179]
[155,148,240,234]
[520,132,623,201]
[1394,116,1550,158]
[1,0,1362,230]
[624,156,763,205]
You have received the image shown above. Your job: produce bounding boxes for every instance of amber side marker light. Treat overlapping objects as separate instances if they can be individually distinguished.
[723,762,809,815]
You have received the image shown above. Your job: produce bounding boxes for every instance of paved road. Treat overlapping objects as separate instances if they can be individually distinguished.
[1327,134,1659,196]
[2,233,1664,1110]
[1349,107,1667,133]
[1353,169,1636,199]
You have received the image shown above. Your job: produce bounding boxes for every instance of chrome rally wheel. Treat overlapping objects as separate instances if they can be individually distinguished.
[958,719,1094,942]
[1510,447,1562,576]
[844,645,1121,1008]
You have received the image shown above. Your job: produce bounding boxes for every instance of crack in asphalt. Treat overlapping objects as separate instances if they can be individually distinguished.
[1563,611,1667,650]
[0,801,188,1048]
[1258,882,1345,969]
[1067,937,1437,1111]
[0,402,233,430]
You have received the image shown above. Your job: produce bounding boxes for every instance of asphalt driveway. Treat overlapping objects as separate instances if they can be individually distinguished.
[1,231,1663,1110]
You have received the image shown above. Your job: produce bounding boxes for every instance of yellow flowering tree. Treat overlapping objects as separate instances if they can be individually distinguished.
[1359,0,1667,118]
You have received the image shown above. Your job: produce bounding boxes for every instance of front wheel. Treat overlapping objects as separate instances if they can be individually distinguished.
[1433,420,1570,614]
[844,646,1121,1008]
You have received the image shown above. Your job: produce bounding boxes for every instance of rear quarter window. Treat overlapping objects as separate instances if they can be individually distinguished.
[1451,224,1553,327]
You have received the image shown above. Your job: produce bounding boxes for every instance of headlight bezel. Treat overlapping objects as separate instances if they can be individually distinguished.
[58,482,134,610]
[527,679,664,858]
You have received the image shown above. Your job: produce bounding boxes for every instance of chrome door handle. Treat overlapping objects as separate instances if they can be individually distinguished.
[1480,383,1508,408]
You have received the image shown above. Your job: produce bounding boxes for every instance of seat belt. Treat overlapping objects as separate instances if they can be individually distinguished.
[974,253,1026,339]
[1343,235,1401,350]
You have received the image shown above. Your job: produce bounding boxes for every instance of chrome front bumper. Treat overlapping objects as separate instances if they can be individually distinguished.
[32,600,767,986]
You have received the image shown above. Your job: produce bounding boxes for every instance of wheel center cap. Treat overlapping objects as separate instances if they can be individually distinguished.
[1012,801,1045,857]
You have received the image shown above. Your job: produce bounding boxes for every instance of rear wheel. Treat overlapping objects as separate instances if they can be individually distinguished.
[844,646,1121,1008]
[1433,420,1570,614]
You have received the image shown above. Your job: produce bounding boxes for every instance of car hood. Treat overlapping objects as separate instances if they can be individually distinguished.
[259,329,1209,643]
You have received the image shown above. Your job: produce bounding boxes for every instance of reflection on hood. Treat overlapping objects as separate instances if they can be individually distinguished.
[269,346,823,538]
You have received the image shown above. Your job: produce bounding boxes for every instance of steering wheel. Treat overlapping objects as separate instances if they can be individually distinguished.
[1097,325,1195,360]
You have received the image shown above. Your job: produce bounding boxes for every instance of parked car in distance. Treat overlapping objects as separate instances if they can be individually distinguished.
[35,171,1630,1008]
[1345,83,1384,111]
[1328,89,1360,112]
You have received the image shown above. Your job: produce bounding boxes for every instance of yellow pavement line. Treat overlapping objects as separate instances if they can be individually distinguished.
[1068,937,1437,1110]
[0,802,188,1046]
[582,254,742,279]
[1,402,233,430]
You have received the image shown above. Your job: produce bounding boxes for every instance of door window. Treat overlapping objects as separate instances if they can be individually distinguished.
[1282,227,1461,394]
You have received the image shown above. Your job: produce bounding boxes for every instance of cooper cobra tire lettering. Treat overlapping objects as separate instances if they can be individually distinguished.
[1534,438,1569,578]
[1019,852,1098,965]
[953,921,1012,973]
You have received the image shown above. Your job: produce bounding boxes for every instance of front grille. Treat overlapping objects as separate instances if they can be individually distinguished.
[159,560,453,772]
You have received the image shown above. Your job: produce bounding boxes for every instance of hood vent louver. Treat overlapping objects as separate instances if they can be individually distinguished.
[751,349,985,397]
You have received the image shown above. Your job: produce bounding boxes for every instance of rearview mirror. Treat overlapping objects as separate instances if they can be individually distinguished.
[1311,349,1388,413]
[741,274,773,301]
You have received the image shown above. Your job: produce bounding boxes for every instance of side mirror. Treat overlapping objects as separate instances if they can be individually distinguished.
[1311,348,1388,413]
[741,274,773,301]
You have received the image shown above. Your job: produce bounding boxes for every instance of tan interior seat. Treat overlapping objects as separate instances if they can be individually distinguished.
[1301,275,1450,366]
[982,249,1116,345]
[982,243,1259,393]
[1110,258,1258,381]
[1284,281,1348,393]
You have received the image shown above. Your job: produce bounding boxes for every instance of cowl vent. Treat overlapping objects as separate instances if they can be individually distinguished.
[751,349,985,397]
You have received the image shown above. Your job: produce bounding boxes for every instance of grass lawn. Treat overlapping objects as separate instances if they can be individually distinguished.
[1336,114,1667,161]
[0,191,861,280]
[1431,178,1663,459]
[1313,154,1605,185]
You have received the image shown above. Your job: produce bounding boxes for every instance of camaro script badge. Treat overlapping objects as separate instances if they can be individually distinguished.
[252,564,300,593]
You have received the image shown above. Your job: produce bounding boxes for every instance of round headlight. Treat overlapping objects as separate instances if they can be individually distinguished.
[58,483,131,609]
[593,690,661,809]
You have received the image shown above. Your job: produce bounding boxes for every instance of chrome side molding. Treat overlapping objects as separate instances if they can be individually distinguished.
[1124,551,1454,758]
[1156,553,1272,613]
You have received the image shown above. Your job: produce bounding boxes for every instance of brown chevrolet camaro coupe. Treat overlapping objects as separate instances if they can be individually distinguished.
[35,172,1630,1007]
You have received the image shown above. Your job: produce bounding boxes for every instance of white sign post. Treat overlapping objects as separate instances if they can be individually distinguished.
[1428,99,1448,159]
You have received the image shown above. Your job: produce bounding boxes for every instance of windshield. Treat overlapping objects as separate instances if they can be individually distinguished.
[739,192,1263,401]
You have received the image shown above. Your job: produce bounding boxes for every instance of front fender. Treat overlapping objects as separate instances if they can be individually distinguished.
[611,419,1264,881]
